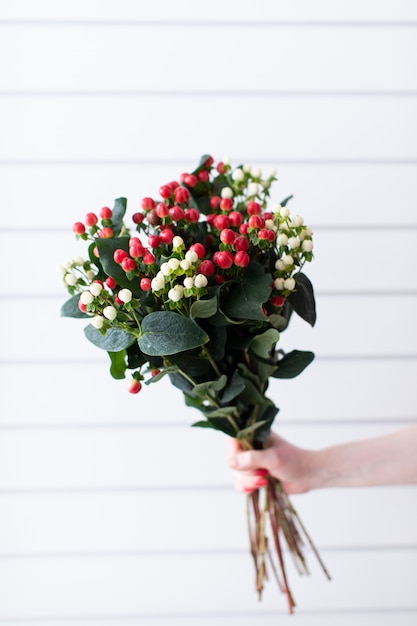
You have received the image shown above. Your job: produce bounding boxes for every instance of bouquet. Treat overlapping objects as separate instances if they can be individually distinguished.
[61,155,330,612]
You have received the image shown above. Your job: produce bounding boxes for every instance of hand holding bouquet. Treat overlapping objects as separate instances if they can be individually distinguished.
[61,155,329,612]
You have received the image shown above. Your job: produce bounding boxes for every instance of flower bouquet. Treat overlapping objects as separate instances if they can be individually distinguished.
[61,155,329,612]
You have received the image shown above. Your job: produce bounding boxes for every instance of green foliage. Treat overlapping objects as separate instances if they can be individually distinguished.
[288,273,316,327]
[84,325,137,351]
[61,295,89,319]
[138,311,209,356]
[272,350,315,379]
[108,350,127,379]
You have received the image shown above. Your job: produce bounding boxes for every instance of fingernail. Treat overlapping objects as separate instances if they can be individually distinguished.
[254,477,268,488]
[243,486,254,493]
[255,468,269,477]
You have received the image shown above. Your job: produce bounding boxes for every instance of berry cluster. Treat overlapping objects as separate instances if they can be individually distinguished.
[61,156,314,392]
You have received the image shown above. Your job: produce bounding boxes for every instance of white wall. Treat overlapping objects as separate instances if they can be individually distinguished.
[0,1,417,624]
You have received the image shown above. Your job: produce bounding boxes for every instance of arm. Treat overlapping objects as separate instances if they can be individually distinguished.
[228,425,417,494]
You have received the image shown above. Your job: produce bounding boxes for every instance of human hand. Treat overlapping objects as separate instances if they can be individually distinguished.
[227,432,316,495]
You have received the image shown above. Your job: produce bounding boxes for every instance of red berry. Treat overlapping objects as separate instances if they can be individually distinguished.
[239,223,249,235]
[198,169,209,182]
[141,197,156,211]
[190,243,205,259]
[184,174,198,188]
[174,186,191,204]
[167,181,179,192]
[85,212,98,227]
[129,241,145,258]
[214,250,234,269]
[215,274,225,284]
[156,203,170,218]
[267,229,276,242]
[220,198,233,212]
[100,207,112,219]
[258,228,270,240]
[198,259,215,276]
[148,235,161,248]
[210,196,220,210]
[234,251,250,268]
[128,379,142,394]
[263,211,273,221]
[78,299,87,312]
[140,277,152,291]
[233,236,249,252]
[248,215,263,229]
[220,228,236,245]
[184,208,199,223]
[105,276,116,290]
[179,172,188,183]
[121,257,136,272]
[229,211,243,227]
[143,251,155,265]
[213,214,230,230]
[216,162,227,174]
[159,228,174,245]
[204,156,214,167]
[98,227,114,238]
[270,296,285,307]
[72,222,85,235]
[151,369,160,376]
[159,185,172,199]
[132,212,144,224]
[113,249,128,264]
[169,205,185,221]
[247,201,261,216]
[115,295,123,305]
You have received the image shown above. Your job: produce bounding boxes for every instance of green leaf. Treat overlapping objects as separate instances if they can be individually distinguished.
[288,273,316,327]
[111,197,127,237]
[126,341,149,369]
[236,420,268,440]
[95,237,135,288]
[191,414,237,437]
[84,325,137,351]
[60,295,90,319]
[191,375,228,399]
[280,194,294,207]
[272,349,315,379]
[108,350,127,379]
[222,268,272,321]
[139,311,209,356]
[190,296,218,320]
[221,369,246,404]
[145,365,178,385]
[250,328,280,360]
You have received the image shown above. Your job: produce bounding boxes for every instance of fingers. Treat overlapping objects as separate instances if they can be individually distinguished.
[228,438,270,493]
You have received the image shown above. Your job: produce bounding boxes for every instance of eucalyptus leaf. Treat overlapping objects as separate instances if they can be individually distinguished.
[84,325,137,351]
[60,295,89,319]
[138,311,209,356]
[191,375,228,399]
[236,420,267,440]
[190,296,218,320]
[192,415,238,437]
[249,328,280,360]
[272,349,315,379]
[108,350,127,379]
[145,366,179,385]
[221,369,246,404]
[223,270,271,321]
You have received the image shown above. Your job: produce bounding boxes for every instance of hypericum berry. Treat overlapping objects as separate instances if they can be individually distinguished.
[216,162,227,174]
[128,379,142,394]
[90,281,103,297]
[167,258,180,271]
[100,207,113,219]
[214,250,234,269]
[274,277,285,290]
[151,276,164,291]
[141,197,156,211]
[275,259,286,271]
[91,315,104,329]
[97,227,114,238]
[65,273,78,286]
[140,277,152,291]
[198,259,215,276]
[280,206,290,218]
[159,228,174,245]
[129,240,145,258]
[228,211,243,227]
[189,243,205,259]
[185,250,198,263]
[121,257,137,272]
[180,259,191,270]
[160,262,172,277]
[132,212,144,225]
[251,166,262,178]
[221,187,233,199]
[198,169,209,182]
[213,214,230,230]
[184,208,199,223]
[105,276,117,290]
[220,198,233,212]
[148,235,161,248]
[184,174,198,187]
[72,222,85,235]
[155,202,170,218]
[220,229,236,245]
[282,254,294,266]
[247,201,261,216]
[103,305,117,321]
[277,233,288,246]
[232,168,244,182]
[247,182,259,196]
[258,228,271,241]
[85,213,98,227]
[210,196,221,210]
[159,185,172,199]
[85,269,96,281]
[174,186,190,204]
[78,299,87,312]
[233,236,249,252]
[183,276,194,289]
[169,205,185,221]
[239,223,249,235]
[114,249,128,264]
[292,215,304,227]
[288,236,301,249]
[118,288,133,303]
[234,250,250,267]
[270,295,285,307]
[172,236,184,249]
[143,251,156,265]
[168,284,184,302]
[151,368,160,376]
[194,274,208,288]
[302,239,314,252]
[284,277,296,291]
[248,215,264,229]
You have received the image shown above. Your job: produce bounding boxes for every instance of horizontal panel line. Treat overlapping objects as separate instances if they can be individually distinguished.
[0,418,414,431]
[1,355,416,367]
[2,90,417,98]
[1,19,417,28]
[0,607,416,623]
[1,158,417,166]
[0,545,416,561]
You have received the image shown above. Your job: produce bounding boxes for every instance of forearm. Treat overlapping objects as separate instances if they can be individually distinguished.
[309,424,417,490]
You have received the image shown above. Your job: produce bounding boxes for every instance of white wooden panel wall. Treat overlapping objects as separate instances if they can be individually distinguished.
[1,1,417,624]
